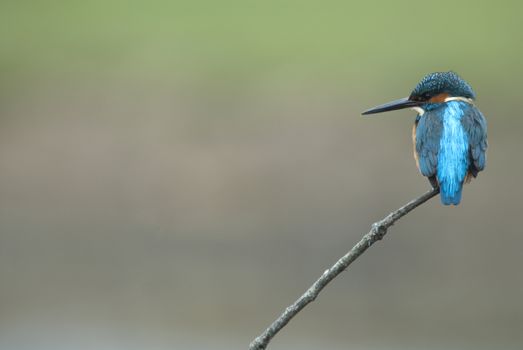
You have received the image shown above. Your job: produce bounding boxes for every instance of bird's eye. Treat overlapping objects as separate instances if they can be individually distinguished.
[422,93,431,100]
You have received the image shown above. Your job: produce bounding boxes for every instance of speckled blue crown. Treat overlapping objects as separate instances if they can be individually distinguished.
[410,71,476,100]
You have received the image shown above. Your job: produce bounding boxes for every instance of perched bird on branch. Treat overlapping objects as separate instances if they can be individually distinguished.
[363,71,488,205]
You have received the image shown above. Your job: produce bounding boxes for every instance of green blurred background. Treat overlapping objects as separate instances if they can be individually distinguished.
[1,1,522,349]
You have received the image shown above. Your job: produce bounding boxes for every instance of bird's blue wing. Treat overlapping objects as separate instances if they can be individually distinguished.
[415,111,443,177]
[461,106,487,174]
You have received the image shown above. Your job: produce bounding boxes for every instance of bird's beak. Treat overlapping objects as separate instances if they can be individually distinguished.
[362,97,422,115]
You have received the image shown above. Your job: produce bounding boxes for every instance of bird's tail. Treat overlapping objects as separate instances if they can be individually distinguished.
[439,181,463,205]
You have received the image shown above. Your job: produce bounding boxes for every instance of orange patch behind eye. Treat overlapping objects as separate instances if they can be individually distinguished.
[429,93,449,103]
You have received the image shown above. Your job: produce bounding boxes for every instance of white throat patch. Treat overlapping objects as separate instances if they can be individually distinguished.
[411,106,425,116]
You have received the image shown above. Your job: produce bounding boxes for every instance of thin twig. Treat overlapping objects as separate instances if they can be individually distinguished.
[249,188,440,350]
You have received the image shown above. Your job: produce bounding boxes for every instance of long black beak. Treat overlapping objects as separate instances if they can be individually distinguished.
[362,97,422,115]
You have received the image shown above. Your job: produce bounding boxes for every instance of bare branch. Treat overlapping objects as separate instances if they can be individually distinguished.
[249,188,440,350]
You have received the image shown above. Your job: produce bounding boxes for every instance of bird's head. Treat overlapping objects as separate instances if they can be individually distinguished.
[362,71,476,115]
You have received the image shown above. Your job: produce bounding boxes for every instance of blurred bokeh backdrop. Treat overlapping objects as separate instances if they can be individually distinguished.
[1,1,522,349]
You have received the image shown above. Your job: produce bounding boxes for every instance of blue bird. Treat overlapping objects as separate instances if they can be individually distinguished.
[362,71,488,205]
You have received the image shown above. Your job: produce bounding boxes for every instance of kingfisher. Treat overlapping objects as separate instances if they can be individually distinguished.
[362,71,488,205]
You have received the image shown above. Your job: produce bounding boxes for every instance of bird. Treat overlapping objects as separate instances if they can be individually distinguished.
[362,71,487,205]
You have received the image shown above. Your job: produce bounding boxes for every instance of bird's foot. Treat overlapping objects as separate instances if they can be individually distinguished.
[428,176,439,190]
